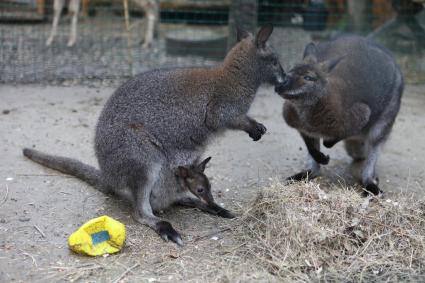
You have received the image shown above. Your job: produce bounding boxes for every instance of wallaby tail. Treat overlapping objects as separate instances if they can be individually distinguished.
[23,148,101,188]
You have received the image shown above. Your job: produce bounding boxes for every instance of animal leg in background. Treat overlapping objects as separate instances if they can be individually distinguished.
[142,0,158,48]
[46,0,81,47]
[67,0,81,47]
[46,0,66,46]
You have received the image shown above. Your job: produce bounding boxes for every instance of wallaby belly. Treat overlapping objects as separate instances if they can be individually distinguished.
[149,166,183,212]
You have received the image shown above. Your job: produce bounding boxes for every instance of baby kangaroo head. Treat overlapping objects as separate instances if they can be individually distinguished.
[275,42,343,103]
[175,157,214,205]
[228,24,286,86]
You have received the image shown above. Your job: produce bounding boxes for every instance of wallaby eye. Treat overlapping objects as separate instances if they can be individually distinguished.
[197,188,204,194]
[304,75,316,81]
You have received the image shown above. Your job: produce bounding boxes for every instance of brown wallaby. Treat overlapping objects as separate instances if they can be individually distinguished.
[23,149,233,245]
[23,25,285,245]
[275,36,403,196]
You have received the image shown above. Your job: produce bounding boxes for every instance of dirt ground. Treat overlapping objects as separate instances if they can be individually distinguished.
[0,84,424,282]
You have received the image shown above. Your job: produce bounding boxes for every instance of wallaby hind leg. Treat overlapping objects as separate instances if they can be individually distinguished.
[359,86,401,196]
[130,162,183,246]
[345,138,367,161]
[359,141,382,196]
[176,197,235,219]
[287,134,325,181]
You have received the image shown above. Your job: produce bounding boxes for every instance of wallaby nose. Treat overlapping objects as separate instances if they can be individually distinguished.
[275,76,290,94]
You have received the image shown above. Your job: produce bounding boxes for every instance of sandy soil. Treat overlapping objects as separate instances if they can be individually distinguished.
[0,84,424,282]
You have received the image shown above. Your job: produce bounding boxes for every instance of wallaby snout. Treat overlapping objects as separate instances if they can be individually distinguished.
[274,76,290,94]
[273,65,287,86]
[275,74,306,100]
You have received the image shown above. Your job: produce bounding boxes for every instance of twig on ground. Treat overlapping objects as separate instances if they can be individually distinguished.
[192,227,231,243]
[111,263,140,283]
[16,173,72,177]
[19,249,37,267]
[33,225,46,238]
[0,184,9,207]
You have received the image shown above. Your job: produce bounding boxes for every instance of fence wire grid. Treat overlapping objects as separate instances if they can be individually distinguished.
[1,0,425,84]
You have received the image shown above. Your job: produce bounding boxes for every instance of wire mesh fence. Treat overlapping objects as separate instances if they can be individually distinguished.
[1,0,425,84]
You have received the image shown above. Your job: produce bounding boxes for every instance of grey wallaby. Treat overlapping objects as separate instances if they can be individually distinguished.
[275,36,403,196]
[23,24,285,245]
[22,149,231,245]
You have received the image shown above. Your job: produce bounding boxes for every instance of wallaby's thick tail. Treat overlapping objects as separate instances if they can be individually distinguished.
[23,148,101,188]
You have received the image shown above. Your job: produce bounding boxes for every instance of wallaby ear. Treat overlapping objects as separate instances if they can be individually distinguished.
[236,26,250,42]
[197,156,212,172]
[303,42,318,64]
[176,166,190,178]
[318,56,344,73]
[255,24,273,48]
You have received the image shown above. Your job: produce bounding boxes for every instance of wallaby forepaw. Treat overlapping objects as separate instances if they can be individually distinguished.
[320,154,330,165]
[287,170,317,182]
[323,138,340,148]
[362,184,382,197]
[249,122,267,141]
[216,208,235,219]
[156,221,183,246]
[312,151,329,165]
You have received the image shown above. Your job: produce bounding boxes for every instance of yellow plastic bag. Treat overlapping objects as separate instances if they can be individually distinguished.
[68,216,126,256]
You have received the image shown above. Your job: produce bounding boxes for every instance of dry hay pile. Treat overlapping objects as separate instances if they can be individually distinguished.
[234,182,425,282]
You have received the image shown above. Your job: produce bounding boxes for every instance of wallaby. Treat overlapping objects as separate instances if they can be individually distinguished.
[24,25,285,245]
[23,149,233,245]
[275,36,403,196]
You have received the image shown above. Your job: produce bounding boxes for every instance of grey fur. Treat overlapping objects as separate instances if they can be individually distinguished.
[23,25,283,244]
[276,36,403,195]
[23,148,234,245]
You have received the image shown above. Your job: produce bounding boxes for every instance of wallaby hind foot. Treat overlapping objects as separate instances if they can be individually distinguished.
[156,221,183,245]
[286,169,319,182]
[132,210,183,246]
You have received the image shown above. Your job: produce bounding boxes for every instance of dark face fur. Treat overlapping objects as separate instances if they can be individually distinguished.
[275,42,343,104]
[276,64,327,102]
[258,45,286,86]
[175,157,214,205]
[237,25,286,86]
